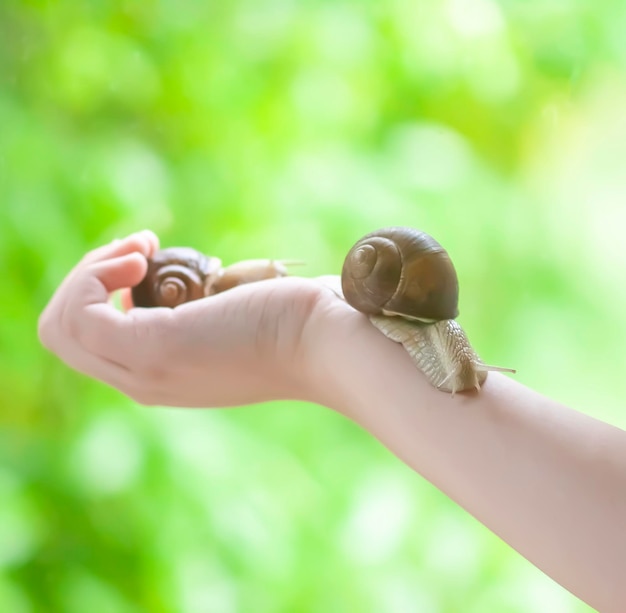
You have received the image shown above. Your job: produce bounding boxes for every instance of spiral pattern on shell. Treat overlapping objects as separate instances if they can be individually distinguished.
[341,227,460,322]
[131,247,222,308]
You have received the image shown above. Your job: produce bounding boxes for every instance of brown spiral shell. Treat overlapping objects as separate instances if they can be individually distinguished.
[340,227,459,322]
[131,247,222,308]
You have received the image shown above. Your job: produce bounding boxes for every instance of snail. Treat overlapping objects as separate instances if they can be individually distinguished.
[131,228,514,394]
[131,246,290,308]
[340,227,515,394]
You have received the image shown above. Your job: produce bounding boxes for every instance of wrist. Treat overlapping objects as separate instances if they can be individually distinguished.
[255,278,336,405]
[298,287,390,413]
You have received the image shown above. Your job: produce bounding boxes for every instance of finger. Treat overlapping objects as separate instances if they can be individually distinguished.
[52,231,159,304]
[39,301,137,392]
[88,252,148,294]
[61,253,148,319]
[39,234,163,388]
[54,340,136,393]
[79,230,159,267]
[56,253,151,363]
[73,302,183,379]
[61,253,178,370]
[41,251,148,343]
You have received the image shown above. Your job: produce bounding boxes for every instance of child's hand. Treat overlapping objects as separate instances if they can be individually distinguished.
[37,231,346,408]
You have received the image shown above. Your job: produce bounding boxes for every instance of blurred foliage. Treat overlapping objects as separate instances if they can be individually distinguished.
[2,0,626,611]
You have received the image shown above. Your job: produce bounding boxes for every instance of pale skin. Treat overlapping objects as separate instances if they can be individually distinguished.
[38,230,626,613]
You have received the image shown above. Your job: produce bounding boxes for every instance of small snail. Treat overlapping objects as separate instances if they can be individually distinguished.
[340,227,515,394]
[131,246,289,308]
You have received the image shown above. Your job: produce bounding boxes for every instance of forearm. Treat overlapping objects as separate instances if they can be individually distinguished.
[308,309,626,612]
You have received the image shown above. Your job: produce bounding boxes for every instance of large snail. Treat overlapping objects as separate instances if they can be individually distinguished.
[131,228,514,394]
[340,227,514,394]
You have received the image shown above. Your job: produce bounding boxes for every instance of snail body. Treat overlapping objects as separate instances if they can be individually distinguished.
[213,259,289,293]
[341,227,514,394]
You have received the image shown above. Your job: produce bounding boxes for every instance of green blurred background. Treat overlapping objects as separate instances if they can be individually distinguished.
[2,0,626,611]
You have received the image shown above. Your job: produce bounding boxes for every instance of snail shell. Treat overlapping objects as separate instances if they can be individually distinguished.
[341,227,459,322]
[131,247,222,308]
